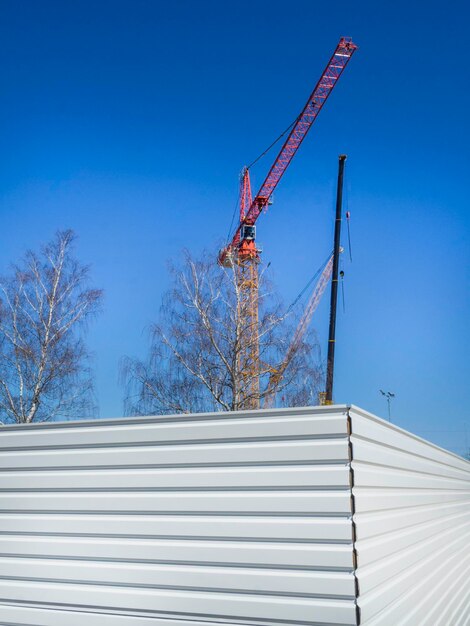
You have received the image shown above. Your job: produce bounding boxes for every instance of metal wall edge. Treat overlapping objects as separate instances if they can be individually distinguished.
[349,406,470,625]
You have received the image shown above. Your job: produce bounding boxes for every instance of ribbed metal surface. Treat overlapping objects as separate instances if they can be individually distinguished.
[0,406,357,626]
[3,404,467,625]
[349,405,470,625]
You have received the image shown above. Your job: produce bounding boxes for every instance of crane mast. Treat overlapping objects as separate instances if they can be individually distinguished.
[235,168,260,408]
[324,154,347,404]
[219,37,357,410]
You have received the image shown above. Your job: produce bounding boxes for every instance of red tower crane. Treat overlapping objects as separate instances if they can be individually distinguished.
[219,36,357,410]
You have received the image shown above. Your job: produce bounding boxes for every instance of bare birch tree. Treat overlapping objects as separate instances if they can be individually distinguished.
[122,250,324,415]
[0,230,102,424]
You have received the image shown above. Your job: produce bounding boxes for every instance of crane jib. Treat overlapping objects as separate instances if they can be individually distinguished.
[226,36,357,247]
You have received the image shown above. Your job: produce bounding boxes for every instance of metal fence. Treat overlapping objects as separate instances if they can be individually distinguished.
[0,406,357,625]
[0,405,468,625]
[350,406,470,625]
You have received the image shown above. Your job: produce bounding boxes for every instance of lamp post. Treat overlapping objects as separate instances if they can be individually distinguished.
[380,390,395,422]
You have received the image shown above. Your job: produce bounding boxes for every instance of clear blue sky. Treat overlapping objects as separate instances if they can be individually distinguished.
[0,0,469,455]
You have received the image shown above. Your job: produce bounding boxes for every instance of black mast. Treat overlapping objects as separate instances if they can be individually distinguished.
[325,154,347,404]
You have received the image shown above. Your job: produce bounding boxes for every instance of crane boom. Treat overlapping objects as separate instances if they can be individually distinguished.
[224,36,357,255]
[264,255,334,408]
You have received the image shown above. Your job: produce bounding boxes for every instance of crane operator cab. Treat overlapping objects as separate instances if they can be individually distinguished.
[241,225,256,241]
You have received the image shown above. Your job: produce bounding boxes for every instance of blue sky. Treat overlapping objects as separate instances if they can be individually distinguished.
[0,0,469,455]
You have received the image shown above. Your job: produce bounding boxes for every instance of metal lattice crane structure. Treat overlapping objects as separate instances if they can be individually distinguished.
[219,37,357,409]
[264,255,334,408]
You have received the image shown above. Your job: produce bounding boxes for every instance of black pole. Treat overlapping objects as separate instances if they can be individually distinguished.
[325,154,347,404]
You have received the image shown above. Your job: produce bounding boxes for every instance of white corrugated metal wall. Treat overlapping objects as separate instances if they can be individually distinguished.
[0,406,357,626]
[1,405,469,625]
[349,405,470,625]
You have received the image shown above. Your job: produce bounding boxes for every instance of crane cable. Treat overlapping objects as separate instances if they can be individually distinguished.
[225,188,240,244]
[246,115,300,171]
[340,268,346,313]
[225,115,300,243]
[343,168,352,262]
[346,213,352,262]
[286,252,333,315]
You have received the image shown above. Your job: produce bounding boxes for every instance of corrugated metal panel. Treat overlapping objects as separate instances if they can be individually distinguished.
[3,403,467,624]
[349,405,470,625]
[0,406,357,626]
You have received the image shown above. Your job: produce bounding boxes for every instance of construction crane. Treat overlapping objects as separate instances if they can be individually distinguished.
[219,37,357,410]
[264,254,334,408]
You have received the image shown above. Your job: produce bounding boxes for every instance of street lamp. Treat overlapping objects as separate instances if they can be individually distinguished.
[380,390,395,422]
